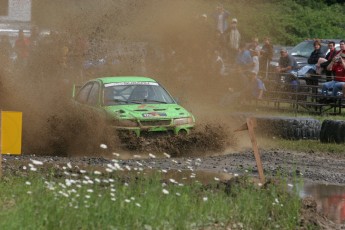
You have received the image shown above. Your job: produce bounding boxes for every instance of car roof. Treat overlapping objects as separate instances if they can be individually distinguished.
[302,39,342,44]
[96,76,157,84]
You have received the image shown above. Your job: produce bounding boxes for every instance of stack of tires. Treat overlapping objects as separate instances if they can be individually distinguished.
[320,120,345,144]
[255,116,321,140]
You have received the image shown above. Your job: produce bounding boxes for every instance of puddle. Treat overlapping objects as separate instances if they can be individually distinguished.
[300,182,345,224]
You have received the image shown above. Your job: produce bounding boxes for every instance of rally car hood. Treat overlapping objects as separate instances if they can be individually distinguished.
[103,103,193,120]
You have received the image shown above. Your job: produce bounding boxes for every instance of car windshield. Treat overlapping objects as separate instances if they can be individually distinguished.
[290,41,328,58]
[103,82,176,105]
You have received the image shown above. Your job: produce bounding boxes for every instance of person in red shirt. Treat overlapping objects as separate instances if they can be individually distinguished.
[14,29,30,67]
[322,52,345,96]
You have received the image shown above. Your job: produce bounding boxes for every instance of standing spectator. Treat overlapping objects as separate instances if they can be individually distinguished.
[228,18,241,61]
[214,4,230,35]
[260,37,273,77]
[213,4,230,57]
[0,34,12,67]
[14,29,30,68]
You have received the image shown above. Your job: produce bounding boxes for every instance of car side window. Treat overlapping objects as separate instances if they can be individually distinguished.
[87,83,100,106]
[76,83,93,104]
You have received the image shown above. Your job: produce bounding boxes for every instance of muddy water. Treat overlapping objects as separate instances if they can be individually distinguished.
[299,183,345,224]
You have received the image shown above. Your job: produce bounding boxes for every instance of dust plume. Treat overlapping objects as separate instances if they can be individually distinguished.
[0,0,243,156]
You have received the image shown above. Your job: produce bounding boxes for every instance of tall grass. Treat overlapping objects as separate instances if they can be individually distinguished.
[0,163,303,230]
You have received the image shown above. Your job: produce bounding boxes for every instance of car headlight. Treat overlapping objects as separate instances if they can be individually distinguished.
[115,119,138,127]
[173,117,194,125]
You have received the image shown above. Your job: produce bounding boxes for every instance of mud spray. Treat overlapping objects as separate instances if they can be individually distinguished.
[0,0,249,157]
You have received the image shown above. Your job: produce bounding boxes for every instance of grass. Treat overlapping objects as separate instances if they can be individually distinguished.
[0,161,303,230]
[259,137,345,155]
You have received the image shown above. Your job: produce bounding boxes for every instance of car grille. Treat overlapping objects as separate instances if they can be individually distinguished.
[140,120,171,126]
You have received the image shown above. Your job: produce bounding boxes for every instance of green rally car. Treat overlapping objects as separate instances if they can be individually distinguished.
[72,76,195,137]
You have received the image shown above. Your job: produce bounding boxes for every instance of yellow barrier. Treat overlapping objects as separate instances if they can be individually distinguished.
[1,111,22,155]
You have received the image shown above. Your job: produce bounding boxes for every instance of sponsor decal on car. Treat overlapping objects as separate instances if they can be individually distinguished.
[142,112,167,117]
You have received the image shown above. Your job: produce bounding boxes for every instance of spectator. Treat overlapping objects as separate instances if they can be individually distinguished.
[291,40,324,77]
[236,42,253,71]
[228,18,240,61]
[245,70,265,100]
[0,34,12,67]
[213,4,230,57]
[214,4,230,35]
[14,29,30,67]
[316,41,337,75]
[251,49,260,75]
[276,48,299,86]
[321,52,345,97]
[236,42,253,91]
[260,37,273,77]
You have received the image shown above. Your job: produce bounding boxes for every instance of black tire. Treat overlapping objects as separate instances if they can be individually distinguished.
[320,120,345,144]
[254,116,321,140]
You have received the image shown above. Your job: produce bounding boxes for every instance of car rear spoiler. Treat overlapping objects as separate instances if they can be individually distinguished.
[72,84,82,98]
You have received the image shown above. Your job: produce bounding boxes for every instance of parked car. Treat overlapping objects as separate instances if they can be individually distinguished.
[72,76,195,137]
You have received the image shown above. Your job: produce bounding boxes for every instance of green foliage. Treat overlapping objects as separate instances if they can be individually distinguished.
[217,0,345,45]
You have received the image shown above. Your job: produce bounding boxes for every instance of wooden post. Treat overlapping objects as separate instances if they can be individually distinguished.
[234,117,265,184]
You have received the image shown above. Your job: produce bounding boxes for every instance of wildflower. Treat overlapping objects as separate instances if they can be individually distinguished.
[22,166,27,170]
[125,165,131,171]
[133,155,141,158]
[135,203,141,207]
[79,170,87,174]
[176,193,181,196]
[275,198,279,204]
[258,183,263,187]
[25,181,31,185]
[130,197,135,200]
[30,167,37,172]
[214,177,220,181]
[94,170,101,175]
[124,183,129,186]
[27,191,32,195]
[288,183,293,187]
[100,144,107,149]
[95,178,101,183]
[125,199,131,203]
[169,179,177,184]
[162,183,167,187]
[223,169,228,173]
[112,152,120,157]
[161,169,168,173]
[108,178,114,183]
[234,173,239,177]
[203,197,208,202]
[111,188,116,192]
[85,195,91,199]
[149,153,156,158]
[31,159,43,165]
[162,189,169,194]
[111,198,116,201]
[163,152,171,158]
[67,162,72,169]
[87,189,94,193]
[106,168,113,173]
[110,193,115,197]
[245,170,248,173]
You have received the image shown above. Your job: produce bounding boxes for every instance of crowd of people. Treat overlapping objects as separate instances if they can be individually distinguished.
[1,4,344,103]
[275,39,345,98]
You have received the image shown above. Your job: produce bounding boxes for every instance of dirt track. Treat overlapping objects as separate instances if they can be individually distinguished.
[3,148,345,185]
